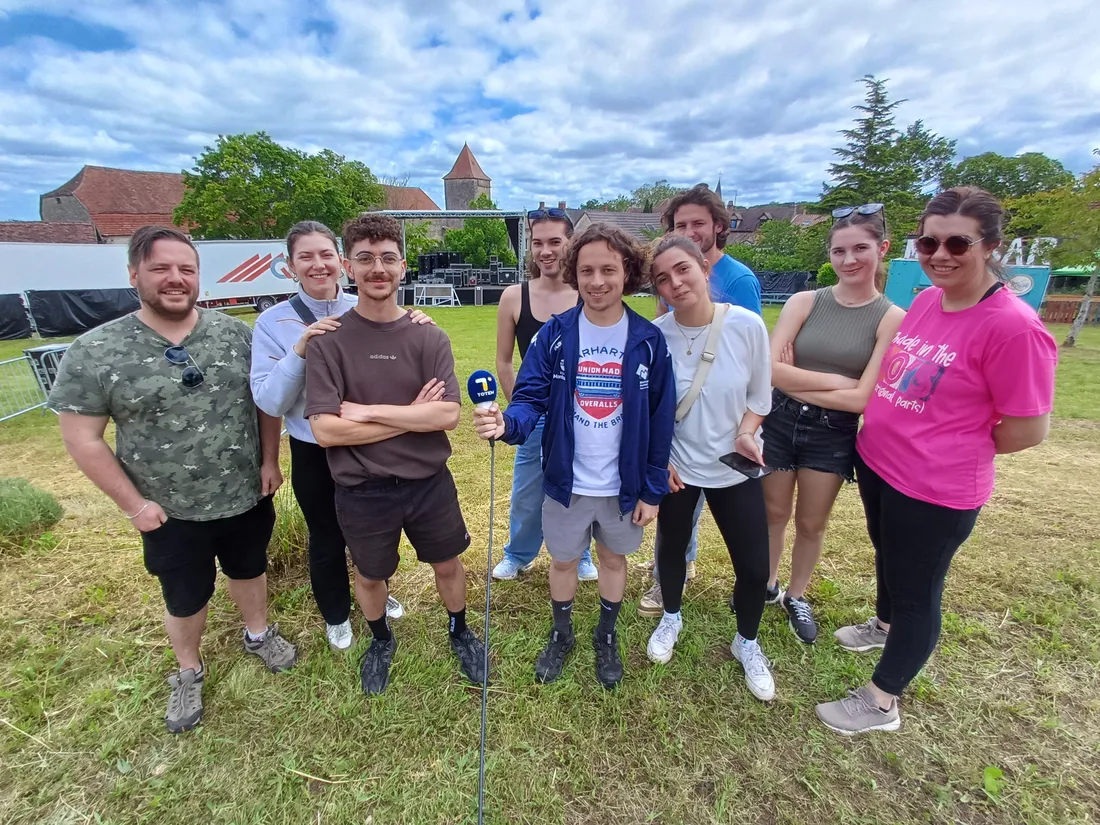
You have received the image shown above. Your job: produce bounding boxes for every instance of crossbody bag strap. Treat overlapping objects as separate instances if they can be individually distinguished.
[287,294,318,325]
[674,303,729,423]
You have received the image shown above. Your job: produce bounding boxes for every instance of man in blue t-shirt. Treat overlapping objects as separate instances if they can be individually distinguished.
[641,183,762,617]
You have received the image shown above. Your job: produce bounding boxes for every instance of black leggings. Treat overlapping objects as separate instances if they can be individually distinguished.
[855,452,980,696]
[656,479,770,640]
[289,436,352,626]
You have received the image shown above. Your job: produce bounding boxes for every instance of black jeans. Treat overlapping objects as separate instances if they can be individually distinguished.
[655,479,770,640]
[855,452,981,696]
[289,436,352,626]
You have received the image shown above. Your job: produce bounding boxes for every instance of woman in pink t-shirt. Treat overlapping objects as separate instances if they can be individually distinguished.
[816,187,1058,735]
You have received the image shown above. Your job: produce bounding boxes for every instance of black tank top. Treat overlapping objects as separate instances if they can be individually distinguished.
[515,281,581,360]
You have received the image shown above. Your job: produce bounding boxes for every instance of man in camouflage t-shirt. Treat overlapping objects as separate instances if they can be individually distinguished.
[48,226,297,734]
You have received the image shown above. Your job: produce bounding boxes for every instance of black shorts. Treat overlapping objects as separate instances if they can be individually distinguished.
[334,468,470,580]
[762,390,860,482]
[141,497,275,618]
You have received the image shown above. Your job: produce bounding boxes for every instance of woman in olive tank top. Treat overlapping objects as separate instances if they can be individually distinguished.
[760,207,906,645]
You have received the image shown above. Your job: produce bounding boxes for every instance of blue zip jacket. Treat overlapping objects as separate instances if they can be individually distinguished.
[502,303,676,514]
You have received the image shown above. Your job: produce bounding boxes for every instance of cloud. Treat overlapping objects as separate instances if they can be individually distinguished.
[1,0,1097,220]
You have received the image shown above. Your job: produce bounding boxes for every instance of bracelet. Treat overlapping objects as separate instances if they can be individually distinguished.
[735,431,755,439]
[125,501,150,520]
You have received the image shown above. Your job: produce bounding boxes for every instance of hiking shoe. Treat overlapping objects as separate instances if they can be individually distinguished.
[765,581,783,605]
[165,668,203,733]
[577,557,599,582]
[782,593,818,644]
[535,629,575,684]
[816,686,901,735]
[730,635,775,701]
[492,556,536,580]
[243,623,298,672]
[685,561,696,581]
[326,620,354,651]
[593,629,624,689]
[646,613,683,664]
[450,628,487,685]
[385,596,405,620]
[834,617,888,652]
[360,636,397,695]
[638,582,664,617]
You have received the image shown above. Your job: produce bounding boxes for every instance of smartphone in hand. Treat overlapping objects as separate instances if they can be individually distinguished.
[719,451,772,479]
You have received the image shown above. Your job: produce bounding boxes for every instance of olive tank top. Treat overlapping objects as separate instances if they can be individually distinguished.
[792,287,893,380]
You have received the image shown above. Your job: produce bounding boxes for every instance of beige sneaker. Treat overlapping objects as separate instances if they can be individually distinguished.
[685,561,696,581]
[637,582,664,617]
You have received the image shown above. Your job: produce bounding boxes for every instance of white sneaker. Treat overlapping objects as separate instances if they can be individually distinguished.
[646,613,683,664]
[492,556,535,580]
[730,635,775,701]
[385,596,405,620]
[326,620,354,651]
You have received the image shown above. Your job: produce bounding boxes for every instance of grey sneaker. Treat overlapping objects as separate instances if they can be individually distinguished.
[834,618,888,652]
[816,686,901,735]
[165,668,203,733]
[637,582,664,617]
[243,623,298,673]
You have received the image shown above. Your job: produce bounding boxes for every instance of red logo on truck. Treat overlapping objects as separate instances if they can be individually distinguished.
[217,253,292,283]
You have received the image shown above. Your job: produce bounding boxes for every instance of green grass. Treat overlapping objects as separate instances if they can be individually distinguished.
[0,302,1098,824]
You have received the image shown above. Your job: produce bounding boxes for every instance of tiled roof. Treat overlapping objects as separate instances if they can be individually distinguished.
[0,221,98,243]
[93,213,186,237]
[727,205,801,234]
[381,185,441,210]
[443,143,490,181]
[578,210,662,241]
[42,166,184,236]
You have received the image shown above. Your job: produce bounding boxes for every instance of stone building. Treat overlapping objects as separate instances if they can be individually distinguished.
[443,143,491,210]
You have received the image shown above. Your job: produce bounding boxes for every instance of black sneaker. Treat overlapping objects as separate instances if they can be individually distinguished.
[592,629,623,689]
[783,593,818,644]
[450,628,487,685]
[360,636,397,695]
[765,581,783,605]
[535,629,575,684]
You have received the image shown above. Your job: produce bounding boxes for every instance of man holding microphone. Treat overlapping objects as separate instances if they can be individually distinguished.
[474,223,676,689]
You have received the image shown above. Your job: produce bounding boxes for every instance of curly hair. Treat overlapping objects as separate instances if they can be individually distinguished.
[660,184,731,249]
[342,213,404,257]
[562,223,648,294]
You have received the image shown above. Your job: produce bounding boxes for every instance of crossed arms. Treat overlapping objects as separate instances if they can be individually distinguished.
[309,379,459,447]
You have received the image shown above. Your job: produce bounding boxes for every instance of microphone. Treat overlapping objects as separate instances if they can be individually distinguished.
[467,370,498,410]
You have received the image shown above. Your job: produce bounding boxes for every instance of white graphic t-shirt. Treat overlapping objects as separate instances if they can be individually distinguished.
[571,310,629,496]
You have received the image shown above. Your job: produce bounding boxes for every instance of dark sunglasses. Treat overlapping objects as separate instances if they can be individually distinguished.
[915,235,986,256]
[831,203,884,219]
[164,346,205,389]
[528,207,569,221]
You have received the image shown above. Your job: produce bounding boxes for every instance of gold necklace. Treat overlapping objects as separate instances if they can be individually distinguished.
[674,307,715,355]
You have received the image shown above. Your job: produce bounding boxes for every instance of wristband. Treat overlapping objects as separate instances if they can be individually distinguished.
[125,501,150,520]
[735,431,755,440]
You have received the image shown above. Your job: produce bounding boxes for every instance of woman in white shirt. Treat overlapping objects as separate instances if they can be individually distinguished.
[647,235,776,701]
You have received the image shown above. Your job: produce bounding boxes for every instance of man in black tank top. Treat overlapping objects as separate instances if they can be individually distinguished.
[492,209,597,581]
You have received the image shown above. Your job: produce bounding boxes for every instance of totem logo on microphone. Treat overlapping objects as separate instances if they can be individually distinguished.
[467,370,498,404]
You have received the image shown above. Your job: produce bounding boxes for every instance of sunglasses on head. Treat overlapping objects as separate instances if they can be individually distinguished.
[164,346,204,389]
[528,207,569,221]
[915,235,986,256]
[831,203,884,219]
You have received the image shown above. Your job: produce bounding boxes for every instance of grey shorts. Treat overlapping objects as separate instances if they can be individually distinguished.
[542,494,643,561]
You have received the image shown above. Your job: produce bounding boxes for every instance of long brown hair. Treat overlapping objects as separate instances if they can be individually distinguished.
[827,210,888,291]
[660,184,731,249]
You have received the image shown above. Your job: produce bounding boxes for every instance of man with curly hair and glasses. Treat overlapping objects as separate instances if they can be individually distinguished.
[49,225,295,735]
[474,223,676,689]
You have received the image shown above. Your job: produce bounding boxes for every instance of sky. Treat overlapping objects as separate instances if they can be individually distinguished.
[1,0,1098,221]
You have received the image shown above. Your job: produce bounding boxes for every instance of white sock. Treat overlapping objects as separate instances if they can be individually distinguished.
[663,611,682,623]
[245,626,267,642]
[737,634,757,647]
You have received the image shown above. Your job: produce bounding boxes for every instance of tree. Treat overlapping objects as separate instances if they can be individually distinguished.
[443,193,517,267]
[819,76,956,247]
[175,132,384,239]
[941,152,1074,200]
[1009,151,1100,347]
[582,180,684,212]
[403,221,441,266]
[724,220,828,272]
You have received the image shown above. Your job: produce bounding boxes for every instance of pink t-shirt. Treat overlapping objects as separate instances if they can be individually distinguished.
[857,286,1057,510]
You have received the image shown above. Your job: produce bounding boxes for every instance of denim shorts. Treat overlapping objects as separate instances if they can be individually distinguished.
[762,390,860,482]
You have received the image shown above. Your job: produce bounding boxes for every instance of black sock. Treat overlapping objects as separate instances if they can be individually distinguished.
[448,607,467,638]
[551,599,574,636]
[597,597,622,637]
[367,614,392,642]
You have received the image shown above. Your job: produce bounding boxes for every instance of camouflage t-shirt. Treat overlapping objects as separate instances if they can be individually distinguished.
[47,310,262,521]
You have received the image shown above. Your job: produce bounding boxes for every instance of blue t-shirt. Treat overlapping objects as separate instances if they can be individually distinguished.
[659,254,761,316]
[709,254,762,315]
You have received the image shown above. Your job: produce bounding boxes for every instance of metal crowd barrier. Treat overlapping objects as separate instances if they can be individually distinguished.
[0,344,69,423]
